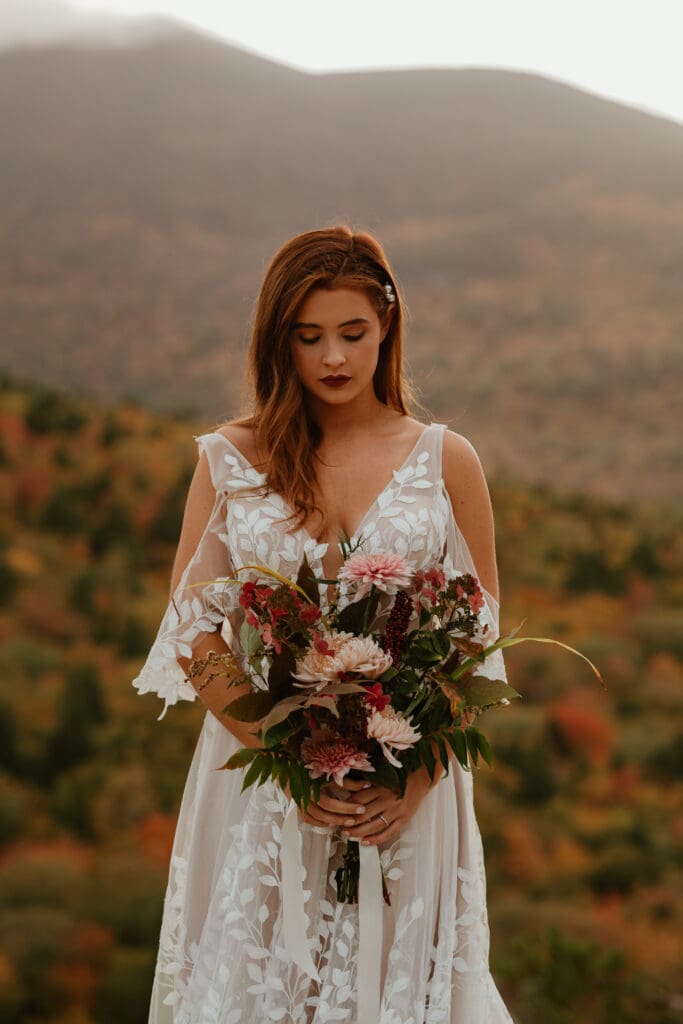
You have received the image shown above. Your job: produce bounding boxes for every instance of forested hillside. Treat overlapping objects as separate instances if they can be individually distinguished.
[0,377,681,1022]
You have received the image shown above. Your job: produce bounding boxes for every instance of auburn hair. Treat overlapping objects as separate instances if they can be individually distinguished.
[231,225,413,532]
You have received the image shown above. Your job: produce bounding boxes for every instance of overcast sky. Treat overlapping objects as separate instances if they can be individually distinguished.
[67,0,683,127]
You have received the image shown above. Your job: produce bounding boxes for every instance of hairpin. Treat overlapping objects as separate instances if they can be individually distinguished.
[384,282,396,304]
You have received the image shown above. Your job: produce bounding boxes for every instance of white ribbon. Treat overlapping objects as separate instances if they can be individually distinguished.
[281,801,383,1023]
[281,801,320,982]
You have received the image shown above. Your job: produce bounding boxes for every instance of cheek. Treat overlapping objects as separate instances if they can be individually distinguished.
[291,345,314,380]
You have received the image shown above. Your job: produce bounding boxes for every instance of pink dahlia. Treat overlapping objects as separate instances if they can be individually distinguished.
[301,731,374,788]
[338,552,414,600]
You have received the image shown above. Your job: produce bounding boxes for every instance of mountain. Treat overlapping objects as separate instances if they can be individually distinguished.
[1,17,681,500]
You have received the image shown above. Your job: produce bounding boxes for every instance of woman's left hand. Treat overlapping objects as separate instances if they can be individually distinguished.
[330,766,436,846]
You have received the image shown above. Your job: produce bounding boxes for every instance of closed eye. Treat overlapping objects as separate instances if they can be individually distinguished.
[297,333,365,344]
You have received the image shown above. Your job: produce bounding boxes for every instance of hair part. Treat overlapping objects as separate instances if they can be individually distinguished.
[235,224,413,533]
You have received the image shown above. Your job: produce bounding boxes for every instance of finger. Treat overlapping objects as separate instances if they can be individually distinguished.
[316,793,367,816]
[335,784,393,806]
[342,808,397,839]
[333,778,373,792]
[344,795,397,824]
[360,818,403,846]
[301,801,366,829]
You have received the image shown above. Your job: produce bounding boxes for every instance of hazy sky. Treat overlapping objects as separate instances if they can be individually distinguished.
[72,0,683,126]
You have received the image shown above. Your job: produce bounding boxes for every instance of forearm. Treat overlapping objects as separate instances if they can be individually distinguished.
[177,628,263,748]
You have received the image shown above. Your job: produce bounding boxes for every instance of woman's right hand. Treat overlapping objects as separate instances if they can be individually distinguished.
[285,781,371,829]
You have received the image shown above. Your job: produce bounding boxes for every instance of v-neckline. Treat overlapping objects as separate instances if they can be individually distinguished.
[212,422,436,566]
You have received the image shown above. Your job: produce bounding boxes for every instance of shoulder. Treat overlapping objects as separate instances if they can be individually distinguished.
[212,419,260,465]
[441,429,488,504]
[440,428,499,601]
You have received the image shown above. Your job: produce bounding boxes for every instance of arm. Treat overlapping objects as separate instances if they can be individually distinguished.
[169,449,263,748]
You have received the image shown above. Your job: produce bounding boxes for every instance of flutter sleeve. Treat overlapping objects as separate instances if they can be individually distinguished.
[131,433,241,719]
[444,506,509,686]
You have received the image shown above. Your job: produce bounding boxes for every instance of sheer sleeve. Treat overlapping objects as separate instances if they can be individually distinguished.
[131,434,240,719]
[444,501,509,686]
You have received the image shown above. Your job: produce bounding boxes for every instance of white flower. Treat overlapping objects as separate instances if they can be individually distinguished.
[367,707,421,767]
[293,632,392,689]
[335,635,393,679]
[292,630,353,688]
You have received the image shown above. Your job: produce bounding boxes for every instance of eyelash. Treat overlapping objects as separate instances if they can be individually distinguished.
[299,333,365,345]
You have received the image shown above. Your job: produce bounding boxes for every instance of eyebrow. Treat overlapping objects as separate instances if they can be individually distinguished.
[292,318,370,329]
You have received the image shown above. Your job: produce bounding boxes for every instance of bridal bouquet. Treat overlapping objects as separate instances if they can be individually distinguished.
[186,545,601,903]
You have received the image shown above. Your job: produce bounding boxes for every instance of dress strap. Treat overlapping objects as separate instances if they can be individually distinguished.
[194,432,266,496]
[425,422,447,483]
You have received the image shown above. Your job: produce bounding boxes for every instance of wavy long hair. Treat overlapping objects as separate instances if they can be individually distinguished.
[232,225,413,531]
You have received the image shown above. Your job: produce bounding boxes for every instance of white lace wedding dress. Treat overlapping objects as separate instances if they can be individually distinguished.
[132,422,514,1023]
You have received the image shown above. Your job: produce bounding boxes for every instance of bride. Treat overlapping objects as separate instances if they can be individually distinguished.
[133,225,514,1022]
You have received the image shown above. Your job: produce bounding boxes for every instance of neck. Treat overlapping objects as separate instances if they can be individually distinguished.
[305,385,395,440]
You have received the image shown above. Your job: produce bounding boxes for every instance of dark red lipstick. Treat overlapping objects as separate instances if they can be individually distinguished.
[321,375,351,388]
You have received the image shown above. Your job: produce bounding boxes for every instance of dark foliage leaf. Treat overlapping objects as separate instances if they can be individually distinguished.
[262,713,301,748]
[445,728,468,770]
[370,759,402,793]
[221,747,260,770]
[465,726,480,767]
[224,691,275,722]
[336,593,371,634]
[267,645,297,702]
[296,554,320,607]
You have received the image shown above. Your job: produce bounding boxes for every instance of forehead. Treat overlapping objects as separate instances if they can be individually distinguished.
[295,285,377,323]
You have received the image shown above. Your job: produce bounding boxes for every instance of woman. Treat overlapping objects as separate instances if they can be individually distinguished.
[133,225,514,1022]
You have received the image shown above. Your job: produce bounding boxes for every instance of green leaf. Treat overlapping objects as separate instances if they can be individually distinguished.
[296,554,321,607]
[445,729,468,770]
[465,727,480,767]
[242,756,266,792]
[370,759,401,793]
[239,618,264,659]
[221,747,260,770]
[420,738,437,782]
[262,713,301,748]
[267,645,297,703]
[435,734,450,776]
[260,694,310,735]
[455,675,521,710]
[224,691,275,722]
[477,730,493,768]
[289,761,304,806]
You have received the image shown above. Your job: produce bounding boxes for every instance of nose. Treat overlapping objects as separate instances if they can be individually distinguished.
[321,340,346,369]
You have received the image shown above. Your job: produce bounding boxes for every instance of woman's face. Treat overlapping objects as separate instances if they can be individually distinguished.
[290,285,392,407]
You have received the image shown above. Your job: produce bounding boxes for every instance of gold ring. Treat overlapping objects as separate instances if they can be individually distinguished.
[378,813,389,828]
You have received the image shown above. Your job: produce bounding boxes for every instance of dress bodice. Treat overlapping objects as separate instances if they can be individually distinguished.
[197,421,453,589]
[132,421,507,717]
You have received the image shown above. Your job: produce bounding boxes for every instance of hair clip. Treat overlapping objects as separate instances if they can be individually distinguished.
[384,282,396,304]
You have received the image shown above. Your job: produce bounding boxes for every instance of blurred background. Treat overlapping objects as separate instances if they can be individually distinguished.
[0,1,682,1021]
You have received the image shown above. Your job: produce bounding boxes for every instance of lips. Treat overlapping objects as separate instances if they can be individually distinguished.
[321,375,351,388]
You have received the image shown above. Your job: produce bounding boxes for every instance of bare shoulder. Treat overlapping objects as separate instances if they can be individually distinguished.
[441,429,488,498]
[214,419,259,464]
[441,428,500,602]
